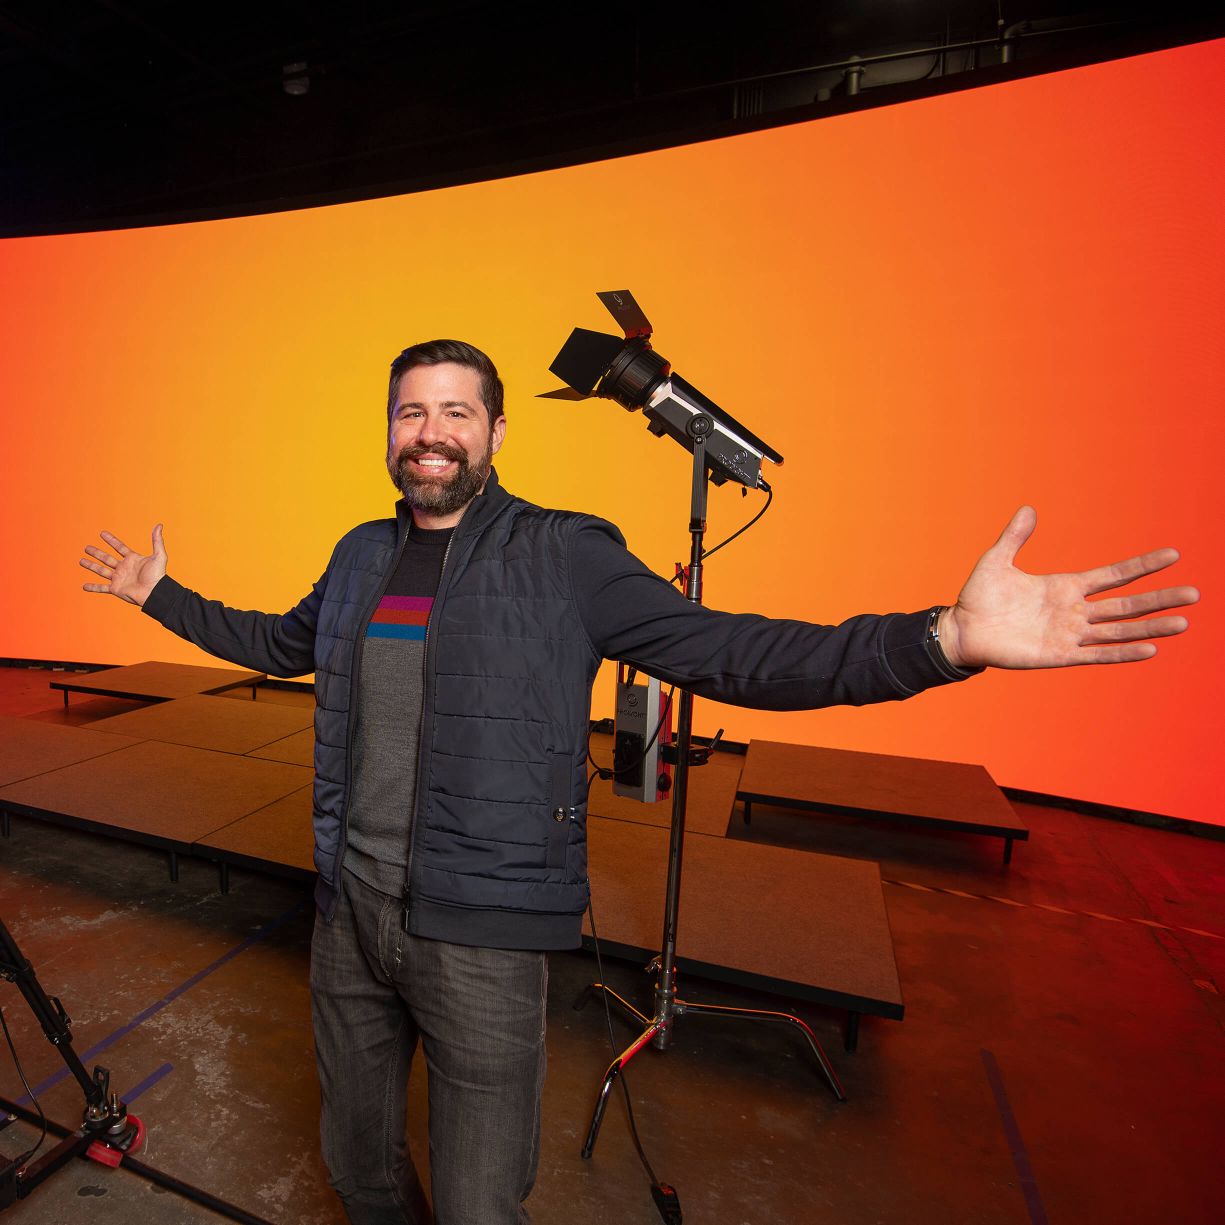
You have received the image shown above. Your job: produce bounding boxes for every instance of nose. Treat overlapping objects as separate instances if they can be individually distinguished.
[414,410,448,448]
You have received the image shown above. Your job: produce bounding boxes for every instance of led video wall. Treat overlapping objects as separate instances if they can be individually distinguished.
[1,39,1220,824]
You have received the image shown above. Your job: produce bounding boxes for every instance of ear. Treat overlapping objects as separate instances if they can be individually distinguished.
[490,415,507,455]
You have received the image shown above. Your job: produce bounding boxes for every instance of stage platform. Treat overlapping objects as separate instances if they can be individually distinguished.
[49,660,265,706]
[583,815,901,1047]
[0,714,140,789]
[2,694,984,1047]
[0,739,311,877]
[247,727,314,766]
[194,784,317,887]
[87,693,314,754]
[736,739,1028,863]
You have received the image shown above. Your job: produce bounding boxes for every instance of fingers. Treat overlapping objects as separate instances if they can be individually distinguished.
[1079,614,1190,646]
[1080,547,1182,596]
[152,523,166,559]
[988,505,1037,566]
[1080,642,1160,664]
[83,544,121,569]
[1085,585,1200,622]
[98,530,133,558]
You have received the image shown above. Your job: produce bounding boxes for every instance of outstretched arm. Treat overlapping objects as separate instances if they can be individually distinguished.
[938,507,1199,670]
[81,526,167,606]
[79,525,321,678]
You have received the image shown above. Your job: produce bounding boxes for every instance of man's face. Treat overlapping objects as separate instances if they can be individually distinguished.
[386,362,506,523]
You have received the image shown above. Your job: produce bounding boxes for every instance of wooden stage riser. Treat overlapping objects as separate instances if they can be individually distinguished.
[736,739,1029,866]
[1,708,927,1054]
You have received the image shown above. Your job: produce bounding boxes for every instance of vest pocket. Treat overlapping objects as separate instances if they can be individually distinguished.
[545,748,571,869]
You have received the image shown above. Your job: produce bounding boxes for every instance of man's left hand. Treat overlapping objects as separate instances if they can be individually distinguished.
[938,506,1199,670]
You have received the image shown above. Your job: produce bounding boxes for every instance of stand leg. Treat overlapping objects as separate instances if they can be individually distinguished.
[169,852,179,883]
[582,1018,667,1159]
[743,799,752,825]
[679,1000,845,1101]
[2,811,9,839]
[575,983,652,1028]
[219,863,230,894]
[1003,837,1014,866]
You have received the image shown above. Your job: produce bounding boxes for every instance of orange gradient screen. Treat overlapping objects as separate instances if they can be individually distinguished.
[1,41,1221,825]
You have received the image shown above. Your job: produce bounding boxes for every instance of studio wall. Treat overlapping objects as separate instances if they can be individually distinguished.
[2,39,1220,824]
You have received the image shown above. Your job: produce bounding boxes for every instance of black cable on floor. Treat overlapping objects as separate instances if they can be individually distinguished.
[0,1002,47,1169]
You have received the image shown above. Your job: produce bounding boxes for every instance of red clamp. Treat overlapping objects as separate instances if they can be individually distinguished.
[85,1114,145,1167]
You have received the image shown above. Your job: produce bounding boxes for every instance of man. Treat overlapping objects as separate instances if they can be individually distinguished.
[79,339,1198,1225]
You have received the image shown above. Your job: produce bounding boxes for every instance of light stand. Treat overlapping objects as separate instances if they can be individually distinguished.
[575,416,846,1163]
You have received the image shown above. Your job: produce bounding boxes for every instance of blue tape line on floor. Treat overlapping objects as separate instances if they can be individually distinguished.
[18,900,307,1106]
[122,1061,173,1104]
[981,1048,1050,1225]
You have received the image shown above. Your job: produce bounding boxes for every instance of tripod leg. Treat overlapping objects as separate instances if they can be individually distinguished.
[574,983,652,1028]
[680,1000,847,1102]
[581,1019,666,1159]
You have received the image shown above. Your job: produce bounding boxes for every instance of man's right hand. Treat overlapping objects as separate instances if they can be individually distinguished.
[81,526,168,607]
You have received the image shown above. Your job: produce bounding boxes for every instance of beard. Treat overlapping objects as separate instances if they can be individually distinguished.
[386,437,493,517]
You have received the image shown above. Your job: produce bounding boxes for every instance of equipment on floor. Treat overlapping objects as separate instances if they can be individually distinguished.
[0,915,144,1207]
[0,915,279,1223]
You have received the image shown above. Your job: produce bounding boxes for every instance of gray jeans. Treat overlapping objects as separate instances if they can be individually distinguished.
[311,869,547,1225]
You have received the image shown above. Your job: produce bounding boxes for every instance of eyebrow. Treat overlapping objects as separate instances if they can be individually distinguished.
[396,399,476,412]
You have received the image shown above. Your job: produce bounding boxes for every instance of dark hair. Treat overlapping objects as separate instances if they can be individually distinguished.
[386,339,504,427]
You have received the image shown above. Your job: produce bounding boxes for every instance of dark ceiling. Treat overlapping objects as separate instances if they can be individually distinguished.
[0,1,1219,235]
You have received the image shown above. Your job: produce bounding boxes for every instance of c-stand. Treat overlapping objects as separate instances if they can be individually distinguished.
[575,419,847,1162]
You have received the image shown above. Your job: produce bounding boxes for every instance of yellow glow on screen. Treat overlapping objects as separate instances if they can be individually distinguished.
[1,40,1221,823]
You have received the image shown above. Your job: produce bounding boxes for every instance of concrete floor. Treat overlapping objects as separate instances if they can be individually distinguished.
[1,664,1222,1224]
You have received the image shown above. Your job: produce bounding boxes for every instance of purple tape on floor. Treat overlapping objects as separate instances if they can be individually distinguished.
[17,899,307,1106]
[981,1048,1050,1225]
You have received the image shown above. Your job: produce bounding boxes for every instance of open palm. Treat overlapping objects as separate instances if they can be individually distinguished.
[80,526,167,608]
[942,507,1199,670]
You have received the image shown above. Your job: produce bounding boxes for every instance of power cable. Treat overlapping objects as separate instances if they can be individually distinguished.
[0,1002,48,1169]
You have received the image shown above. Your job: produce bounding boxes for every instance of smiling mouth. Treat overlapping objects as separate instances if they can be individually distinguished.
[398,446,466,477]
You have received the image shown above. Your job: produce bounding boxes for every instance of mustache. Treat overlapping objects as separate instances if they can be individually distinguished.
[393,442,469,466]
